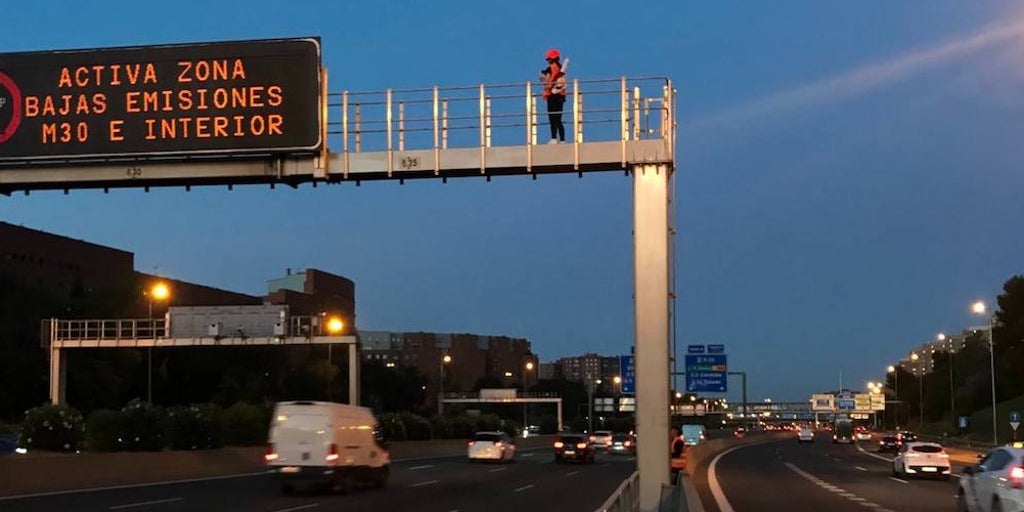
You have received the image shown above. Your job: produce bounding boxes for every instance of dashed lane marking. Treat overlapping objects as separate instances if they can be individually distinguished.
[409,465,433,470]
[785,462,896,512]
[269,505,320,512]
[855,466,869,472]
[855,441,894,463]
[889,477,908,484]
[567,471,579,476]
[488,468,507,473]
[514,484,534,492]
[109,498,183,510]
[410,480,439,487]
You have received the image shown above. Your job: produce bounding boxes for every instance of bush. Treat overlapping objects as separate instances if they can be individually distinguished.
[167,404,224,450]
[21,404,85,452]
[223,402,267,447]
[449,414,477,439]
[379,413,407,441]
[399,412,432,440]
[119,400,166,451]
[476,413,502,432]
[431,416,453,439]
[86,409,124,452]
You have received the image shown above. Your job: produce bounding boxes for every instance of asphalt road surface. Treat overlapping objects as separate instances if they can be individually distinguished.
[0,448,636,512]
[692,430,967,512]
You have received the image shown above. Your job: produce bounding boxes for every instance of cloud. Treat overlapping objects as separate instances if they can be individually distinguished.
[688,16,1024,132]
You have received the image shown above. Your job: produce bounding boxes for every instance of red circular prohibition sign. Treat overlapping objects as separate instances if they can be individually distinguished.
[0,70,23,144]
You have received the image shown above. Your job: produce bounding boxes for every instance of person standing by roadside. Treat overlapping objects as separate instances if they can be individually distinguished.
[540,48,568,143]
[670,426,687,485]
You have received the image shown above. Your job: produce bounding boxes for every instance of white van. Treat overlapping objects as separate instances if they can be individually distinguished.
[264,401,390,493]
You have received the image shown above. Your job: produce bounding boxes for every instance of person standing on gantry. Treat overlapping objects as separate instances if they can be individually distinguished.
[540,48,568,144]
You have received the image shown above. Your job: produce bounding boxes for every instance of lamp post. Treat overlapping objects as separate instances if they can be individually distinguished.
[438,354,452,416]
[145,282,170,404]
[973,301,998,445]
[523,361,536,428]
[888,365,899,430]
[587,377,602,434]
[325,317,344,401]
[937,332,956,431]
[911,352,922,427]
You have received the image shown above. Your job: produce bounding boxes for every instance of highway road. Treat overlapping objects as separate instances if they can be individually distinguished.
[0,447,635,512]
[692,430,968,512]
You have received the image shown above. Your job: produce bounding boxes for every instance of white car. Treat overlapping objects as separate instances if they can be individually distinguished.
[892,442,951,480]
[590,430,614,450]
[468,431,516,463]
[958,445,1024,512]
[797,427,815,443]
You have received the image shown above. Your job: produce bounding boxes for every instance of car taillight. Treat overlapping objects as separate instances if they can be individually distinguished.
[1009,466,1024,489]
[554,441,564,448]
[589,436,596,442]
[938,453,949,459]
[494,441,503,447]
[468,441,475,446]
[264,443,278,462]
[576,442,588,450]
[624,441,631,447]
[326,443,340,462]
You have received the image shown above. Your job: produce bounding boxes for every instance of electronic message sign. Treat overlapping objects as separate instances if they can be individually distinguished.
[0,38,322,163]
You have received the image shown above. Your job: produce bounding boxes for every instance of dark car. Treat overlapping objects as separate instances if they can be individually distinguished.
[609,434,636,455]
[896,431,918,445]
[554,434,595,464]
[877,435,900,453]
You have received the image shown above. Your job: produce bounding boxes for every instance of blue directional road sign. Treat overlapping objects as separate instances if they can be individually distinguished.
[619,355,636,394]
[959,416,969,429]
[687,345,706,354]
[837,393,856,411]
[1011,411,1021,423]
[707,344,725,354]
[685,354,727,393]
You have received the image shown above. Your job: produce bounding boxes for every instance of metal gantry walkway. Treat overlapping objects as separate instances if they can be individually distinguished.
[42,316,359,405]
[0,76,674,192]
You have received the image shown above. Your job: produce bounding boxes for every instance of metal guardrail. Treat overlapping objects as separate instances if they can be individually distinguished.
[325,76,675,178]
[596,470,640,512]
[442,391,561,399]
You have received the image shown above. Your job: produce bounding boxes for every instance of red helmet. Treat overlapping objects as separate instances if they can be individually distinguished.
[545,48,560,60]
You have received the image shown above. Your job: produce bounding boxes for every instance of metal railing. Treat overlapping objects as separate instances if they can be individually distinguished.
[43,315,346,347]
[596,470,640,512]
[442,391,561,399]
[326,76,675,177]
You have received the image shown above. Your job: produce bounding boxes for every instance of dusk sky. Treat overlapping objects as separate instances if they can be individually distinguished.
[2,1,1023,402]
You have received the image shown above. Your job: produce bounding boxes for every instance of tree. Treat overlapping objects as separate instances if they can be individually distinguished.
[360,361,427,414]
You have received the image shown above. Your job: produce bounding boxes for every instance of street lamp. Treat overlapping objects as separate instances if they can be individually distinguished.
[438,354,452,416]
[888,365,899,430]
[525,361,535,371]
[973,300,998,445]
[326,317,344,334]
[144,282,170,404]
[938,332,956,431]
[911,353,923,427]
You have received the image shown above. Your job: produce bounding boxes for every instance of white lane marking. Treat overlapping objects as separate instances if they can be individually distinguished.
[855,441,894,463]
[567,471,580,477]
[409,465,434,470]
[109,498,183,510]
[785,463,896,512]
[855,466,869,472]
[708,445,742,512]
[269,505,320,512]
[889,477,908,484]
[514,484,534,492]
[0,471,269,502]
[410,480,439,487]
[520,453,534,457]
[488,468,507,473]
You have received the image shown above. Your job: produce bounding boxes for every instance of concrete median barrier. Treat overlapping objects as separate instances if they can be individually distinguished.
[685,432,789,476]
[0,435,556,498]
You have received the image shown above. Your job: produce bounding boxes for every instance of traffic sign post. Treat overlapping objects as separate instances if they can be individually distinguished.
[1011,411,1021,441]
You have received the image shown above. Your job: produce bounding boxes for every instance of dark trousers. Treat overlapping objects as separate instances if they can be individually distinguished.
[547,95,566,141]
